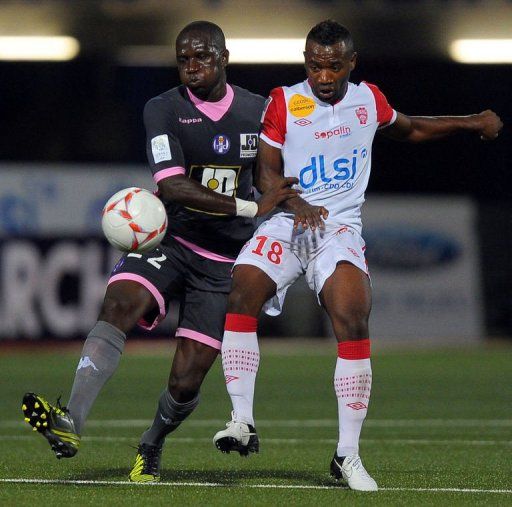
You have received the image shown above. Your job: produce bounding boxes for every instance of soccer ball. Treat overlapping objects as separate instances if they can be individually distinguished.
[101,187,167,252]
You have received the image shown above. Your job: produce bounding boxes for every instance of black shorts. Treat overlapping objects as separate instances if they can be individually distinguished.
[108,237,233,349]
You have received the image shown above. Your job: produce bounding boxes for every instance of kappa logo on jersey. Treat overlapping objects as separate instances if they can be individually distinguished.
[355,107,368,125]
[240,133,258,158]
[288,94,316,118]
[179,117,202,124]
[212,134,230,154]
[294,118,312,127]
[314,125,351,140]
[151,134,172,163]
[299,150,365,191]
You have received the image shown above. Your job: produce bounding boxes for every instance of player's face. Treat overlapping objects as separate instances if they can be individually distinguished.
[304,40,356,104]
[176,32,228,99]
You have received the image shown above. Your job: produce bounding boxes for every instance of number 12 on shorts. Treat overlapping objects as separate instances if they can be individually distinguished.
[251,236,283,265]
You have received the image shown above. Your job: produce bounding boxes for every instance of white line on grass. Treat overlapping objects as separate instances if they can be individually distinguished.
[2,435,511,447]
[0,478,511,494]
[2,418,512,428]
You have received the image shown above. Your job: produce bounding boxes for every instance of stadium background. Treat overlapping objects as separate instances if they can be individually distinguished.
[0,0,510,343]
[0,1,511,503]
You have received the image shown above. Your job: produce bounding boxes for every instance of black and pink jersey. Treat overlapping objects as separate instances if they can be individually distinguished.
[144,84,265,259]
[261,80,396,234]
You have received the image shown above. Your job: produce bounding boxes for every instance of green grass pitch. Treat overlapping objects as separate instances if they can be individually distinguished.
[0,341,511,506]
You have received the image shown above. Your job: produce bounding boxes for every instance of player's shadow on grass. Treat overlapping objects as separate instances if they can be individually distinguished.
[79,468,337,487]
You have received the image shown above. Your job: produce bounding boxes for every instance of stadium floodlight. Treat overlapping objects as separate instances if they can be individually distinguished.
[119,39,306,66]
[226,39,305,63]
[0,36,80,61]
[449,39,512,64]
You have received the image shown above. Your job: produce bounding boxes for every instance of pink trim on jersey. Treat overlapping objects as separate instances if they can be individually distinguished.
[261,87,287,146]
[176,327,221,350]
[172,235,236,263]
[186,84,234,122]
[153,166,186,183]
[364,82,395,125]
[107,273,165,330]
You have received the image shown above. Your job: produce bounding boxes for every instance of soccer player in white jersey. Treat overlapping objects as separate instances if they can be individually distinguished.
[212,20,503,491]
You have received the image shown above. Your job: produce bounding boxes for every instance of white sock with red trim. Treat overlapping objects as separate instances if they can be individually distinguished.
[335,339,372,457]
[221,313,259,426]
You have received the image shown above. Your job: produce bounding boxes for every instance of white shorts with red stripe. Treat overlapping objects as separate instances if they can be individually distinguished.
[234,214,369,316]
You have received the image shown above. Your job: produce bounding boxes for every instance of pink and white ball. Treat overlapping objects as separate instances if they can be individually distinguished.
[101,187,167,252]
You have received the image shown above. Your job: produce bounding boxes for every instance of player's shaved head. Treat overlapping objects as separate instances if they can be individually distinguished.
[177,21,226,53]
[306,20,354,55]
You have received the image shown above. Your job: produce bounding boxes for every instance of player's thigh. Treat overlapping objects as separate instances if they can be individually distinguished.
[233,228,303,316]
[177,285,228,349]
[320,261,372,340]
[107,244,185,332]
[229,264,277,316]
[100,280,157,333]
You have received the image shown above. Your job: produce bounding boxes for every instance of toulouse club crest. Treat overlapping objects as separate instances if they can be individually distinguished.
[355,107,368,125]
[212,134,230,155]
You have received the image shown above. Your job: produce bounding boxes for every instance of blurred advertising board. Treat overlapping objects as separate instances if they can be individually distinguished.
[0,166,483,342]
[0,164,164,340]
[360,196,483,343]
[0,164,154,237]
[1,238,118,339]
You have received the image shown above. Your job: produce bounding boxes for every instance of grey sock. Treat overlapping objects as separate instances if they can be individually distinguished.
[67,321,126,434]
[140,390,200,447]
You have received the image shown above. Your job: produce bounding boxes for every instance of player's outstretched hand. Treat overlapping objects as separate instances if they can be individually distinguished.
[292,200,329,231]
[256,177,300,216]
[476,110,503,140]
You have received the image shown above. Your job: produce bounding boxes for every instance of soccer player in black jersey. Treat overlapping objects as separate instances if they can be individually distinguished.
[22,21,297,481]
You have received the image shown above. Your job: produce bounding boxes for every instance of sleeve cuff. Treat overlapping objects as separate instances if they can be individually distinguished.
[260,133,283,149]
[153,166,186,183]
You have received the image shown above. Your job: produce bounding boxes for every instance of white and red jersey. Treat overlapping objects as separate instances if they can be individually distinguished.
[260,79,396,234]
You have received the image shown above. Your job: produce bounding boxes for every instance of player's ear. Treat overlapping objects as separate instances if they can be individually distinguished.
[221,48,229,67]
[349,51,357,71]
[303,51,308,73]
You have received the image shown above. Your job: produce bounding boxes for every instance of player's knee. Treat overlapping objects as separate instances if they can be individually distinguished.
[227,286,253,314]
[331,307,369,340]
[168,374,201,403]
[98,294,145,332]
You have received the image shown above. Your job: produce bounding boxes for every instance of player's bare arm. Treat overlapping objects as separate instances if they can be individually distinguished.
[256,139,329,230]
[158,173,298,217]
[382,110,503,143]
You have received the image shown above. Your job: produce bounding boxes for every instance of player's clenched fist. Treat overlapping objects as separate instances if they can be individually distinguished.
[256,177,300,217]
[476,110,503,140]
